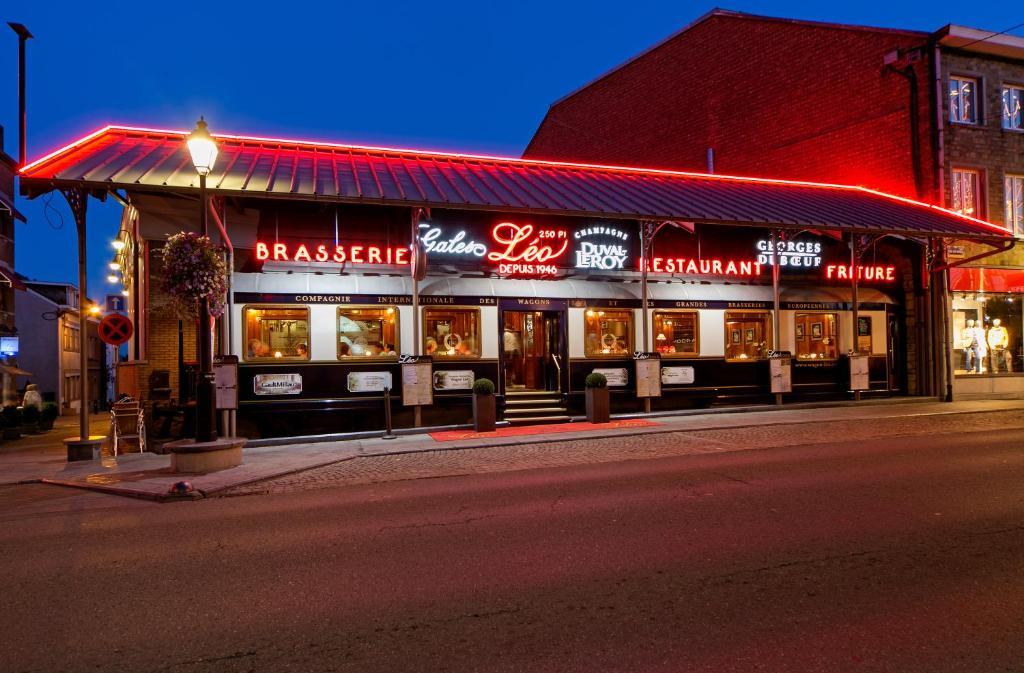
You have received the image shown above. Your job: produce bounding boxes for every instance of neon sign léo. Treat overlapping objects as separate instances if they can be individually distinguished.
[255,242,409,265]
[487,222,569,276]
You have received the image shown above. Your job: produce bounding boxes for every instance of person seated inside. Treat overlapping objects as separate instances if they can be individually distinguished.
[456,337,475,356]
[247,339,269,358]
[381,343,397,356]
[339,342,351,357]
[295,343,309,358]
[425,337,438,355]
[366,342,382,357]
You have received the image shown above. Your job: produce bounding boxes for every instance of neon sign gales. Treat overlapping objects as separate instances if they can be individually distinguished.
[255,242,409,265]
[646,257,763,277]
[418,224,488,257]
[825,264,896,282]
[487,222,569,276]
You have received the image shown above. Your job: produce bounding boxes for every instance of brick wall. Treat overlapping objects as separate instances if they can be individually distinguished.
[526,13,936,201]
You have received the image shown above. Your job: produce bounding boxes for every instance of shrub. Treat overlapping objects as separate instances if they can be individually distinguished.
[41,403,59,422]
[21,405,40,423]
[584,372,608,389]
[1,406,22,426]
[472,378,495,395]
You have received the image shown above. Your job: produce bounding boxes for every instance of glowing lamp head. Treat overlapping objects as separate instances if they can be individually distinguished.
[109,262,120,271]
[107,274,119,283]
[121,289,130,297]
[88,305,101,316]
[111,239,125,251]
[187,117,218,177]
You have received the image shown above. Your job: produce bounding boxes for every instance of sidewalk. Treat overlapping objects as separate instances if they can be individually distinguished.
[6,398,1024,502]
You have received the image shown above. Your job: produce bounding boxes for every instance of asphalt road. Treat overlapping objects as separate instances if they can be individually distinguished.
[2,428,1023,672]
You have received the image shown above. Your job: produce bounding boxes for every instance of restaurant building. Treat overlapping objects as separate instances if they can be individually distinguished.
[18,126,1008,439]
[525,9,1024,399]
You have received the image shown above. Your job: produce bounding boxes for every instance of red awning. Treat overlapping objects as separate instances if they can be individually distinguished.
[19,125,1013,241]
[950,267,1024,293]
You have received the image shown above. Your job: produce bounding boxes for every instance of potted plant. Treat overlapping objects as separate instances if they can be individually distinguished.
[1,406,22,440]
[21,405,40,434]
[472,378,496,432]
[585,372,610,424]
[39,403,59,432]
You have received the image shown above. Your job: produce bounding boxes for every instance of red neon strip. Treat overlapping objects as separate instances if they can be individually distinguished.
[17,124,1014,236]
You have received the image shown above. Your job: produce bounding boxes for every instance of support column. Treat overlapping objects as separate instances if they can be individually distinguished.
[850,234,861,402]
[770,229,783,405]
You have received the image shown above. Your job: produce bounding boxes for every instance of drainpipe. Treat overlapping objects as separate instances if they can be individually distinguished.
[885,61,924,199]
[7,23,31,166]
[932,41,946,207]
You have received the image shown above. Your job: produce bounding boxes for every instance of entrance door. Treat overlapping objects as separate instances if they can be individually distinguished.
[502,310,562,392]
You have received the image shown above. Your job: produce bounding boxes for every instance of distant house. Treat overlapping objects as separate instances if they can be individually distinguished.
[15,281,104,414]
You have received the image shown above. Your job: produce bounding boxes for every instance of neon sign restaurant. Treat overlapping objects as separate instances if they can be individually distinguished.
[19,126,1010,439]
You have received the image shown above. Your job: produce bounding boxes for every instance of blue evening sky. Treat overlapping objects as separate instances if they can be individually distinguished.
[2,1,1020,302]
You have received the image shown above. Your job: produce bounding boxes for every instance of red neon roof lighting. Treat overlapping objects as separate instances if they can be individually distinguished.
[19,124,1012,240]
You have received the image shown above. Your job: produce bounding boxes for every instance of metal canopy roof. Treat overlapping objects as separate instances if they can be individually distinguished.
[19,125,1011,240]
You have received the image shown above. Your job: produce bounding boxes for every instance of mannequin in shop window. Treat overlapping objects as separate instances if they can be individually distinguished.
[987,318,1011,373]
[961,319,986,373]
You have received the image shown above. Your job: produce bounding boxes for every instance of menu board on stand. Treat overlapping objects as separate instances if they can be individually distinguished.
[400,355,434,406]
[634,352,662,398]
[769,352,792,394]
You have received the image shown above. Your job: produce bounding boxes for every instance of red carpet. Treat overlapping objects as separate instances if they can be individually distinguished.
[429,418,658,442]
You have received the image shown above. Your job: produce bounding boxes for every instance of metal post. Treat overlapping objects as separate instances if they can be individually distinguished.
[195,173,217,442]
[770,229,783,405]
[382,387,396,439]
[941,263,954,402]
[59,189,90,442]
[639,221,652,415]
[851,234,861,402]
[411,209,422,427]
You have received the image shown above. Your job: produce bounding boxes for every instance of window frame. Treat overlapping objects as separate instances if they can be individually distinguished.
[951,167,984,218]
[793,312,840,362]
[421,305,483,359]
[1004,174,1024,237]
[651,310,700,357]
[949,75,980,125]
[1002,83,1024,131]
[336,305,401,361]
[583,308,635,358]
[242,304,312,363]
[723,310,773,363]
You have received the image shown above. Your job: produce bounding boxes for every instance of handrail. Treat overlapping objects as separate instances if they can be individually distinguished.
[551,353,562,376]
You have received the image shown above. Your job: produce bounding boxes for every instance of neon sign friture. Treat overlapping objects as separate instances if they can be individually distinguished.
[488,222,569,276]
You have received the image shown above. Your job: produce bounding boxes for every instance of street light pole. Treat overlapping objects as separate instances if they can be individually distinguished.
[187,118,219,443]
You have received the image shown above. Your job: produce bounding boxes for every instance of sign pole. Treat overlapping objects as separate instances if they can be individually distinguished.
[411,208,423,427]
[851,234,861,402]
[640,221,653,415]
[771,229,783,405]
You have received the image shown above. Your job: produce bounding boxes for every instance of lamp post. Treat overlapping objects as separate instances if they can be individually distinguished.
[187,117,219,442]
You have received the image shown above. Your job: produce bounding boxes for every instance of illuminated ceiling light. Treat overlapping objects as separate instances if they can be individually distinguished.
[109,262,120,270]
[111,239,125,251]
[107,274,119,283]
[187,117,218,177]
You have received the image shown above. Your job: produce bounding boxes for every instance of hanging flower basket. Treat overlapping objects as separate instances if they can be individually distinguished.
[160,232,228,318]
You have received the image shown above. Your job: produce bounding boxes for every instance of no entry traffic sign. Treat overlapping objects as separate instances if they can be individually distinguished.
[98,313,134,346]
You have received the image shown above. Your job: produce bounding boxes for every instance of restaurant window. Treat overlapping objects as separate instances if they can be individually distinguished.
[1004,175,1024,236]
[1002,85,1024,130]
[794,313,839,361]
[243,306,310,361]
[952,292,1023,375]
[584,309,633,357]
[652,311,699,356]
[951,168,983,217]
[724,312,771,361]
[338,306,399,359]
[423,307,480,357]
[949,76,978,124]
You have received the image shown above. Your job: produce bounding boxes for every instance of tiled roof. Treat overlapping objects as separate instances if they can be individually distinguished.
[19,125,1010,240]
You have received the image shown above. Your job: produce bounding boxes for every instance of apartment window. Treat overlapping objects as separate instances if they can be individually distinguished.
[794,313,839,361]
[64,375,80,403]
[338,306,399,359]
[584,309,633,357]
[1005,175,1024,236]
[949,76,978,124]
[1002,85,1024,130]
[725,312,772,361]
[243,306,310,361]
[62,323,80,353]
[951,168,983,217]
[652,311,699,356]
[423,307,480,357]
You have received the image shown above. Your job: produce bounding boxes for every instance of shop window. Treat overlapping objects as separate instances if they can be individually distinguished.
[951,168,983,217]
[949,76,978,124]
[1002,85,1024,130]
[952,293,1022,375]
[652,311,699,356]
[338,306,399,359]
[424,307,480,357]
[243,306,310,361]
[583,309,633,356]
[1004,175,1024,236]
[724,312,771,361]
[794,313,839,361]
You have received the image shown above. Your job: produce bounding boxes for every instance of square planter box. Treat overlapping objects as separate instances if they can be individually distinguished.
[586,387,610,424]
[473,394,496,432]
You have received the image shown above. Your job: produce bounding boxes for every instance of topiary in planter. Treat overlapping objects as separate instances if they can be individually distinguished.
[21,405,40,434]
[39,403,58,431]
[472,378,495,395]
[1,406,21,440]
[471,378,496,432]
[585,373,610,423]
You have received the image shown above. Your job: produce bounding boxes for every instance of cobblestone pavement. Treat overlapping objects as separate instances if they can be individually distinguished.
[217,409,1024,497]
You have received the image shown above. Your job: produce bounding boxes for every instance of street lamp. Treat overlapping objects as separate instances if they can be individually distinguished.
[187,117,218,443]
